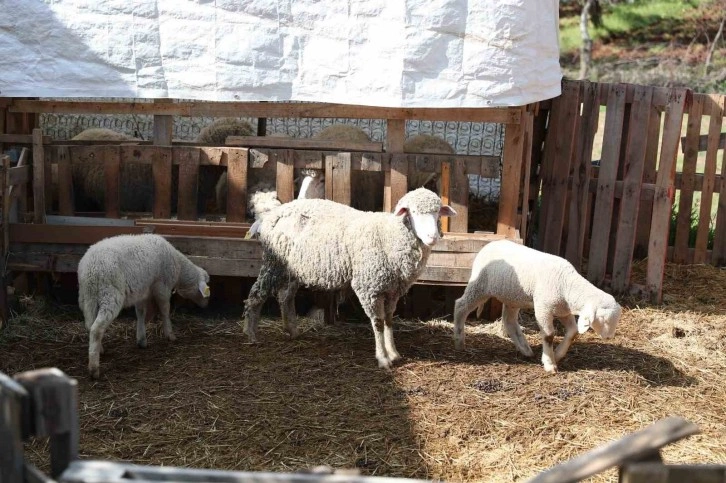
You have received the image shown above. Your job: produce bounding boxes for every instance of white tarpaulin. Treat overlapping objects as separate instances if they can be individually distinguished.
[0,0,562,107]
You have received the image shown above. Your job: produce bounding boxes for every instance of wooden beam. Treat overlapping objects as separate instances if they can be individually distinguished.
[32,129,46,223]
[151,147,173,219]
[176,147,200,221]
[498,106,528,239]
[103,146,121,219]
[275,150,295,204]
[0,372,28,483]
[56,147,73,216]
[449,158,469,233]
[226,149,248,222]
[440,162,451,232]
[9,100,523,124]
[384,119,406,212]
[9,224,149,244]
[227,136,384,152]
[0,134,52,144]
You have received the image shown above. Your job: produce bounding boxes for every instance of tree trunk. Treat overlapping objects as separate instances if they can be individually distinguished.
[579,0,595,80]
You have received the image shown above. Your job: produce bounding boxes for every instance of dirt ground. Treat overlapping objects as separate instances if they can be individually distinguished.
[1,261,725,482]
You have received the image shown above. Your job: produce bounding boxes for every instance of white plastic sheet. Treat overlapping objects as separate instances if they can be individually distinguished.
[0,0,562,107]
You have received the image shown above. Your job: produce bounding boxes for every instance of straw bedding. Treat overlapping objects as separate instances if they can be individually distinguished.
[1,262,724,482]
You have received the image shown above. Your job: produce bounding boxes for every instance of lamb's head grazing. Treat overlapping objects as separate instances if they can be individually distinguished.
[297,169,325,200]
[394,188,456,246]
[577,295,622,340]
[176,264,212,308]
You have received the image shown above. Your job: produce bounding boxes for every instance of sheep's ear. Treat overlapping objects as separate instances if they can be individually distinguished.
[198,280,211,298]
[577,305,595,334]
[439,205,457,217]
[393,203,409,217]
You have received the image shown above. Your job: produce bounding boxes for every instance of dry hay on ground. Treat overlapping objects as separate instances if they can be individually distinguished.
[1,262,725,482]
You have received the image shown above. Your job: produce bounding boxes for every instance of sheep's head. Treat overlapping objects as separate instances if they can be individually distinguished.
[393,188,456,247]
[177,267,211,308]
[577,299,622,339]
[297,169,325,200]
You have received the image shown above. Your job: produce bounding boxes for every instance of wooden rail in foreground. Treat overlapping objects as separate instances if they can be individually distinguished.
[1,367,720,483]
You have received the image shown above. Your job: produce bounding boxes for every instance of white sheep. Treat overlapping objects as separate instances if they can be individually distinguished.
[243,188,457,370]
[78,233,211,378]
[453,240,622,373]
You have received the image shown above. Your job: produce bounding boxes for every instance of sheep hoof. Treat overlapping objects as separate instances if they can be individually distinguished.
[287,327,300,339]
[377,357,394,370]
[166,332,176,342]
[89,365,101,379]
[137,338,147,349]
[543,364,558,374]
[521,346,535,358]
[454,340,465,351]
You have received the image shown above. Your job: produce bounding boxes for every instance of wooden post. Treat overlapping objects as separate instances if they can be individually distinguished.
[646,88,689,303]
[14,368,79,479]
[103,146,121,219]
[176,147,200,221]
[152,100,173,146]
[0,371,28,483]
[440,162,451,232]
[151,147,173,219]
[325,153,352,206]
[389,154,408,212]
[713,97,726,267]
[226,149,248,223]
[449,158,468,233]
[518,105,536,242]
[497,106,527,239]
[384,119,406,212]
[275,150,295,204]
[32,128,46,224]
[56,146,74,216]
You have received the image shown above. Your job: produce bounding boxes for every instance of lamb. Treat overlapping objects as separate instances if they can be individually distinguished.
[78,233,211,378]
[452,240,622,373]
[243,188,457,370]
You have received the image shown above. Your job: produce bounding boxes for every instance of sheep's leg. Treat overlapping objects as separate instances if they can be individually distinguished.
[502,305,534,357]
[134,302,148,349]
[152,289,175,342]
[277,281,300,339]
[88,303,122,379]
[554,315,579,363]
[534,307,557,373]
[383,294,401,363]
[243,275,273,343]
[452,285,488,350]
[356,290,391,370]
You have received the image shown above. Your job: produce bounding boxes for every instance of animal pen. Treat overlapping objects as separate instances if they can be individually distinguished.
[0,97,536,326]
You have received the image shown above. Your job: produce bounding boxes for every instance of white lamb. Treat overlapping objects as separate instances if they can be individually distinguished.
[453,240,622,373]
[244,188,457,370]
[78,234,211,378]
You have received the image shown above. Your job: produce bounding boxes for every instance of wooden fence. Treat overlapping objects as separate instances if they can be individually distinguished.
[534,80,696,302]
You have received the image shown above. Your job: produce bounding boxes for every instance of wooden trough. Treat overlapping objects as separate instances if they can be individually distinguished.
[0,98,536,323]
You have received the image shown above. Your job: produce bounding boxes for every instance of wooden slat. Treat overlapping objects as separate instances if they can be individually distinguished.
[565,81,600,267]
[634,100,663,258]
[327,153,352,206]
[150,147,172,219]
[0,372,28,483]
[518,106,535,242]
[9,99,523,124]
[152,100,174,146]
[176,147,200,221]
[8,165,29,186]
[527,416,699,483]
[536,92,564,250]
[227,136,384,152]
[418,265,473,284]
[621,463,726,483]
[0,133,51,144]
[56,147,73,216]
[43,144,53,214]
[695,95,724,263]
[384,119,406,212]
[647,88,689,303]
[440,162,451,232]
[103,146,121,218]
[9,223,148,244]
[673,95,704,263]
[587,84,627,285]
[275,150,295,204]
[32,128,46,223]
[226,149,248,222]
[540,82,581,255]
[449,158,469,233]
[712,98,726,266]
[611,86,654,292]
[389,154,409,213]
[0,157,9,326]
